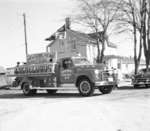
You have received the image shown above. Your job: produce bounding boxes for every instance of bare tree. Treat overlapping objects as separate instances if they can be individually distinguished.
[117,0,143,74]
[73,0,121,63]
[143,0,150,71]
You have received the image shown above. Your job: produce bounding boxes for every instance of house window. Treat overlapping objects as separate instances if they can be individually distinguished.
[59,40,64,52]
[71,40,76,50]
[117,62,121,69]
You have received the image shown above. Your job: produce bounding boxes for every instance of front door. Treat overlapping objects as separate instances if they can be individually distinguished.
[60,58,75,84]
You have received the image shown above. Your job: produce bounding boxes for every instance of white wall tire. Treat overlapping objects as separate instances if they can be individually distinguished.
[78,79,94,96]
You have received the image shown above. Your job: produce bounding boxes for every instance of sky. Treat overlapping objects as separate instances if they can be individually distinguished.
[0,0,134,67]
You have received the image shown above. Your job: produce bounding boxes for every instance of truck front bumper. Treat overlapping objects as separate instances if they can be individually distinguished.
[95,81,115,87]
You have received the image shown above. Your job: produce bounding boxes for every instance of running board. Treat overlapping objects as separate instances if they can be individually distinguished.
[31,87,77,90]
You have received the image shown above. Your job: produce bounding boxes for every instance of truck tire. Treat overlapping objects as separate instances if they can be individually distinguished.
[99,86,113,94]
[78,79,94,96]
[46,90,57,94]
[22,82,34,96]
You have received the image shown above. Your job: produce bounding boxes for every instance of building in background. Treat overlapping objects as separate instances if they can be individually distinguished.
[45,18,145,77]
[104,55,145,80]
[45,18,117,64]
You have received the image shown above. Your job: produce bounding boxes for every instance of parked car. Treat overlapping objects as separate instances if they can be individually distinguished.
[132,68,150,88]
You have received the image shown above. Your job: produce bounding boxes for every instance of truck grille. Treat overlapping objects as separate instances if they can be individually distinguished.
[101,71,110,81]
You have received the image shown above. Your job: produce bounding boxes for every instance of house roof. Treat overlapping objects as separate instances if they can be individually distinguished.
[45,25,66,41]
[46,26,117,48]
[67,29,96,43]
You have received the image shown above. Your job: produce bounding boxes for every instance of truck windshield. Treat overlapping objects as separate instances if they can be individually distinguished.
[73,58,91,66]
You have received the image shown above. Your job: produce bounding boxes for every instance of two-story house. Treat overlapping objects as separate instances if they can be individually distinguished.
[45,18,117,64]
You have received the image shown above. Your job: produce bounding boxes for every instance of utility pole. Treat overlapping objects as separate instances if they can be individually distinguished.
[23,13,28,62]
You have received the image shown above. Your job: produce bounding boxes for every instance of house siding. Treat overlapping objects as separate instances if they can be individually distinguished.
[47,29,89,59]
[47,29,117,64]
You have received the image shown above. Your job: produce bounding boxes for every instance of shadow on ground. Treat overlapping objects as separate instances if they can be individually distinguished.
[0,90,102,99]
[117,85,150,91]
[0,86,149,99]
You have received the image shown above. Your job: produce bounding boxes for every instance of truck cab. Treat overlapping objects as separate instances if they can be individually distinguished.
[9,55,116,96]
[57,57,115,96]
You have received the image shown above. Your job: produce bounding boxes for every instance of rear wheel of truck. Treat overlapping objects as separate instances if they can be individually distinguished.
[99,86,113,94]
[78,79,94,96]
[22,83,34,96]
[46,90,57,94]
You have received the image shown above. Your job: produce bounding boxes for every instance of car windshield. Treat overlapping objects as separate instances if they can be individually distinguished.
[139,68,150,73]
[72,57,91,66]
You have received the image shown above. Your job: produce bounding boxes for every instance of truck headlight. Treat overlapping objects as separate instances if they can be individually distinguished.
[94,69,100,79]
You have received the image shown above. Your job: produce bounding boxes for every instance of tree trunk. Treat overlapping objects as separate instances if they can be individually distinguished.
[133,21,138,74]
[131,1,138,74]
[99,40,105,63]
[96,39,101,63]
[137,30,143,73]
[147,0,150,71]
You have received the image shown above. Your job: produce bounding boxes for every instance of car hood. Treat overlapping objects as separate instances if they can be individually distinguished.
[75,64,105,70]
[135,73,150,78]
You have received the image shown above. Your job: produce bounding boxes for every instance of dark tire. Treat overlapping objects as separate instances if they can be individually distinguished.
[145,84,150,88]
[133,84,139,88]
[46,90,57,94]
[78,78,94,96]
[113,84,118,89]
[31,89,37,94]
[99,86,113,94]
[22,83,33,96]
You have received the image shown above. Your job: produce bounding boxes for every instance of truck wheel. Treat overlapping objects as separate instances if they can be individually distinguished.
[22,83,33,96]
[78,79,94,96]
[46,90,57,94]
[99,86,113,94]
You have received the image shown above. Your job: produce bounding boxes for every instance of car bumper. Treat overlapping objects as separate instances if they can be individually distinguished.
[132,81,150,85]
[95,81,115,86]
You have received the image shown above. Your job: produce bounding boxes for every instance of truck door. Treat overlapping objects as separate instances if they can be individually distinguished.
[60,58,75,84]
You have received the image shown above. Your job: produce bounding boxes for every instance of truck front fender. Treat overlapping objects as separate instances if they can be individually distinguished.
[75,73,95,87]
[19,77,32,89]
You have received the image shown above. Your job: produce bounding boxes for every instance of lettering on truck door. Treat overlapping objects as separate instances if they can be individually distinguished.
[60,58,74,84]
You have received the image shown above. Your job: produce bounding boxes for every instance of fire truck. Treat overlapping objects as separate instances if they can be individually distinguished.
[7,53,116,96]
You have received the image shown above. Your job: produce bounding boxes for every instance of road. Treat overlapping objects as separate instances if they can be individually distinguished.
[0,87,150,131]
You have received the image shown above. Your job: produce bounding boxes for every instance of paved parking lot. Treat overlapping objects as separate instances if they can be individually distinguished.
[0,87,150,131]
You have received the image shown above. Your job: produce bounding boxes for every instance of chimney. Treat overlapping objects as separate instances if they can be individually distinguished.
[65,17,71,29]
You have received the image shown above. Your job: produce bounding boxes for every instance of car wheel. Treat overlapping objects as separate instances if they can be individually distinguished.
[133,84,139,88]
[145,84,150,88]
[78,79,94,96]
[98,86,113,94]
[46,90,57,94]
